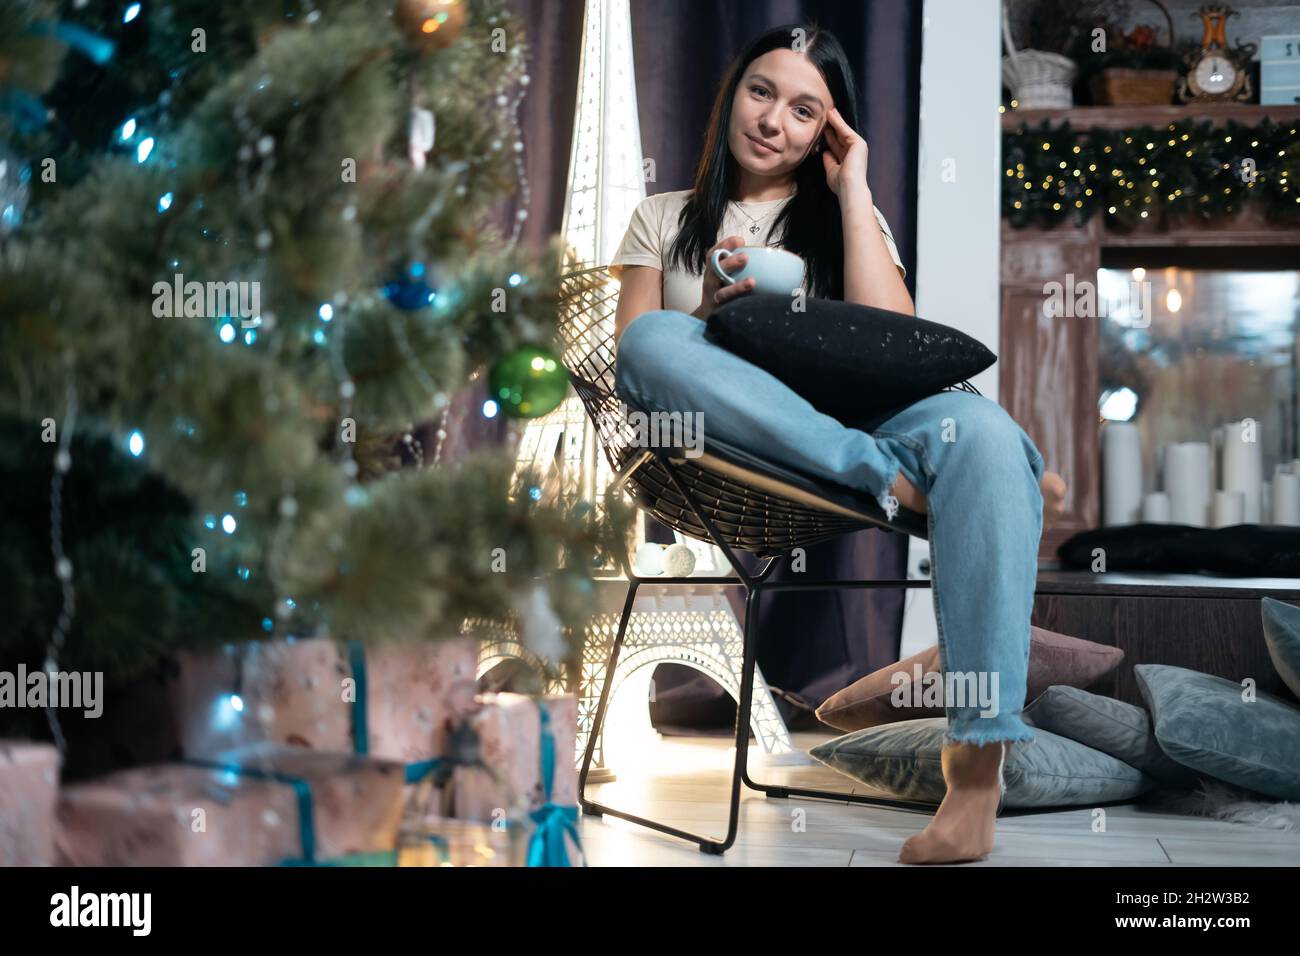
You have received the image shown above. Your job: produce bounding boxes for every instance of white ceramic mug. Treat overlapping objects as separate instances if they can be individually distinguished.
[709,246,806,296]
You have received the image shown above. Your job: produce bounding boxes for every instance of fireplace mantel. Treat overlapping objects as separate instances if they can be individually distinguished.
[998,114,1300,559]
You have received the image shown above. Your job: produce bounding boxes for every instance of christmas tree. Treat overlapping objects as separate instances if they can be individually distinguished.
[0,0,632,733]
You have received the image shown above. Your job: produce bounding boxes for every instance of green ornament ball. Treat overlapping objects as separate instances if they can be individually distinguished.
[489,346,569,419]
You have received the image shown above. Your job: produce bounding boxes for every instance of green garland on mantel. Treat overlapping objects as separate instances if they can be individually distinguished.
[1003,117,1300,229]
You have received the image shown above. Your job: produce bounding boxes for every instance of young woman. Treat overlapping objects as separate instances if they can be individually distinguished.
[608,24,1068,864]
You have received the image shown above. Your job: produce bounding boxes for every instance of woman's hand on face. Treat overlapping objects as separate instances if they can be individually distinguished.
[695,235,756,317]
[821,106,869,201]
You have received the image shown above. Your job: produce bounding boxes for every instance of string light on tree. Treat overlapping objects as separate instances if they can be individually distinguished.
[0,146,31,237]
[0,0,633,693]
[44,351,77,754]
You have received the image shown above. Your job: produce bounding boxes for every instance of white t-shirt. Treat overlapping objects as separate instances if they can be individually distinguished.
[607,188,906,314]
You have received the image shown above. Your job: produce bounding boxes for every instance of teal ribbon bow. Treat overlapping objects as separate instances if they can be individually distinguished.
[345,639,452,784]
[526,704,586,867]
[340,641,588,866]
[187,755,451,866]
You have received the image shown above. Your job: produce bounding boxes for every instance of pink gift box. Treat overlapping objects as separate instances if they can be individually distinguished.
[445,693,578,822]
[56,747,407,866]
[168,636,479,763]
[0,740,61,866]
[365,639,480,763]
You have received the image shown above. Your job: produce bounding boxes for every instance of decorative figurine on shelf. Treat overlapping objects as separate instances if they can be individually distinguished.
[1177,4,1257,103]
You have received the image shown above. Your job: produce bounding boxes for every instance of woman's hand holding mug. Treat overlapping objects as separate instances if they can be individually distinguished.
[692,235,755,318]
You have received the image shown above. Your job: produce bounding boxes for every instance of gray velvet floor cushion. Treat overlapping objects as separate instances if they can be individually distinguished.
[808,717,1158,809]
[1135,664,1300,802]
[1023,685,1198,788]
[1260,597,1300,701]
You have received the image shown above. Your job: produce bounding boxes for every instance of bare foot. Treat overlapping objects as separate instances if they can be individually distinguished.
[897,741,1008,865]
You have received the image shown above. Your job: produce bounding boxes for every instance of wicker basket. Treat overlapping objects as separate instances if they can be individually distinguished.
[1089,67,1178,105]
[1002,49,1078,109]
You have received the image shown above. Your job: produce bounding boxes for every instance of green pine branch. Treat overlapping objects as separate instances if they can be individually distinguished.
[0,0,635,679]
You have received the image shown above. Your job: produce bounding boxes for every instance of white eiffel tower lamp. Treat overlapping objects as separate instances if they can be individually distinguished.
[504,0,796,785]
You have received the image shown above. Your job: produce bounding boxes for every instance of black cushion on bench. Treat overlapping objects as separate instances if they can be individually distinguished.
[703,294,996,421]
[1057,523,1300,577]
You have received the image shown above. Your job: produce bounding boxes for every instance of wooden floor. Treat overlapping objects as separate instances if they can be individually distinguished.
[578,731,1300,867]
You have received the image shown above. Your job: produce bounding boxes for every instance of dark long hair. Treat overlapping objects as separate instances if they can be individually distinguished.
[667,23,858,301]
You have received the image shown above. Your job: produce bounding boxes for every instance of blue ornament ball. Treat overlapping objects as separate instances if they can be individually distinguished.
[382,261,436,310]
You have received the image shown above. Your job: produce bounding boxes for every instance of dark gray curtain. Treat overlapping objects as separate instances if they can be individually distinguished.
[631,0,924,733]
[414,0,587,464]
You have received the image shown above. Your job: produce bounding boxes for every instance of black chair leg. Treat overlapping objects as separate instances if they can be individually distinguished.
[730,579,944,822]
[577,578,636,814]
[576,566,946,857]
[578,575,744,853]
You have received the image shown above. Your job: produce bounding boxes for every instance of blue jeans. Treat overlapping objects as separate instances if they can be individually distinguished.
[614,310,1045,747]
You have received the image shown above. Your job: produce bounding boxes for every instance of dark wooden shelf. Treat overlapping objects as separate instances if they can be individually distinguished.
[1002,103,1300,130]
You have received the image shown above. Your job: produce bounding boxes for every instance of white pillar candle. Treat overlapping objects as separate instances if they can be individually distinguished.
[1212,490,1245,528]
[1164,442,1211,527]
[1210,426,1225,493]
[1141,492,1170,523]
[1273,471,1300,526]
[1102,422,1143,526]
[1221,420,1263,523]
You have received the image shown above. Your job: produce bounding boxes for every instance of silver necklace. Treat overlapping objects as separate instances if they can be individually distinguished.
[730,198,788,237]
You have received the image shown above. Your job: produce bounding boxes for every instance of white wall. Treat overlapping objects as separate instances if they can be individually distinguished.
[900,0,1005,658]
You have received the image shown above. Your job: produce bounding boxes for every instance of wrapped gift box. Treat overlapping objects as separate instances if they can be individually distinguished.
[447,693,578,820]
[427,693,583,866]
[0,740,61,866]
[396,814,531,867]
[365,639,479,763]
[168,636,479,763]
[56,747,407,866]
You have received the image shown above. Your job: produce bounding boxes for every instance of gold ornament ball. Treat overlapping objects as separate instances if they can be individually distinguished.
[394,0,467,53]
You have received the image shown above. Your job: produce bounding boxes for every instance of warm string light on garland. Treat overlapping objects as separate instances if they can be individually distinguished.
[1003,118,1300,229]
